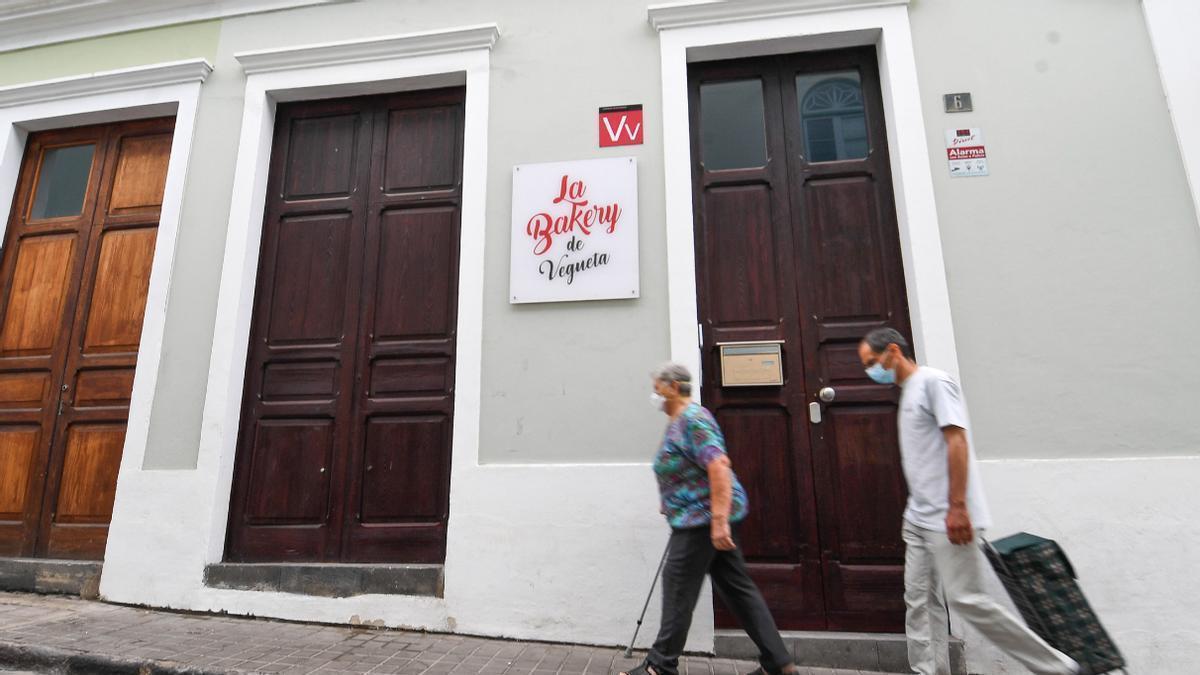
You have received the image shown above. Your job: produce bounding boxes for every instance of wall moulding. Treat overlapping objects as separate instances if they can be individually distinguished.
[0,0,351,53]
[647,0,911,31]
[0,59,213,109]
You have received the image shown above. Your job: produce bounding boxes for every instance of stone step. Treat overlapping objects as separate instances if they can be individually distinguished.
[714,629,966,674]
[203,562,443,598]
[0,559,101,598]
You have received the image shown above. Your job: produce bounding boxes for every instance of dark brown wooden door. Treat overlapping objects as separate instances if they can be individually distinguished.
[689,48,911,631]
[226,89,463,564]
[0,117,174,560]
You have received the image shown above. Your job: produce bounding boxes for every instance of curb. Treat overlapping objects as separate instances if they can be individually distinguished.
[0,641,234,675]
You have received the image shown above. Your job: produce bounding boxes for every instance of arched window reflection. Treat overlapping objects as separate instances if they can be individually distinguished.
[797,72,869,162]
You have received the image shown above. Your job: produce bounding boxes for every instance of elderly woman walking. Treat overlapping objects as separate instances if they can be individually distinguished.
[623,363,799,675]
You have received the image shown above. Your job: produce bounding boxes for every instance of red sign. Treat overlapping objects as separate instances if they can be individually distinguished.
[599,105,643,147]
[947,146,986,160]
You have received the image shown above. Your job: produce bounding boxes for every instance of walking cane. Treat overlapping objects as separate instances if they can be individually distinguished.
[624,539,671,658]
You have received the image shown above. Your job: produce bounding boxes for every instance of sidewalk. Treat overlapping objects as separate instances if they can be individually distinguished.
[0,593,907,675]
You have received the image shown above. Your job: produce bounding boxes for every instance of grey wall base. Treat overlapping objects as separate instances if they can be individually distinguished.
[714,630,966,675]
[204,563,444,598]
[0,558,101,598]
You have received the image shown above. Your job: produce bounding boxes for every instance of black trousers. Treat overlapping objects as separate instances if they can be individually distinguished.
[646,525,791,675]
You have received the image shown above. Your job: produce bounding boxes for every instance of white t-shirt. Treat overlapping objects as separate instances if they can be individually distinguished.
[897,367,992,532]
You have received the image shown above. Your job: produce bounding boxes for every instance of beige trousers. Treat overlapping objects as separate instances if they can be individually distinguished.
[901,520,1079,675]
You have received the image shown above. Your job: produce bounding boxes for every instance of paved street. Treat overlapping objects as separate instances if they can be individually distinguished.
[0,593,906,675]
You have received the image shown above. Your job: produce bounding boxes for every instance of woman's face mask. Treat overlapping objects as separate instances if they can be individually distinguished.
[650,391,667,411]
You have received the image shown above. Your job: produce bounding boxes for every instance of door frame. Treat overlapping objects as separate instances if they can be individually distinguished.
[192,26,497,566]
[649,0,963,388]
[0,59,210,558]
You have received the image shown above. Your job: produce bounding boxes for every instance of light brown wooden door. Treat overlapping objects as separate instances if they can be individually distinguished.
[0,117,174,560]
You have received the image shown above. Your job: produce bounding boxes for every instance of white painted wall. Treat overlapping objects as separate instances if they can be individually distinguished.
[103,462,698,649]
[907,0,1200,462]
[964,457,1200,675]
[71,0,1200,669]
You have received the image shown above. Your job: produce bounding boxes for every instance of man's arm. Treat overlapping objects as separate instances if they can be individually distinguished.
[708,456,736,551]
[943,425,974,545]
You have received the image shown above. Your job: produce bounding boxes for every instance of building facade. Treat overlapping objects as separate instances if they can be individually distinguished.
[0,1,1197,673]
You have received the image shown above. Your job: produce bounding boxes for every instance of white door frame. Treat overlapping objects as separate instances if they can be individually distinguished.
[648,0,961,383]
[195,25,498,564]
[0,60,211,555]
[1141,0,1200,226]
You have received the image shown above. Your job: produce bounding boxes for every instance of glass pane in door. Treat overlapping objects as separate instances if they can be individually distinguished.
[796,71,868,162]
[30,144,95,220]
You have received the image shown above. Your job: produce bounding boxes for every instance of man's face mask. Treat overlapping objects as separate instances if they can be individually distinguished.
[865,350,897,385]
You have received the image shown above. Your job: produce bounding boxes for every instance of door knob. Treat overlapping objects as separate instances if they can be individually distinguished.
[818,387,836,403]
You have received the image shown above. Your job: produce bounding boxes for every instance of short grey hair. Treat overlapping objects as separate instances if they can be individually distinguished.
[863,327,914,359]
[652,361,693,396]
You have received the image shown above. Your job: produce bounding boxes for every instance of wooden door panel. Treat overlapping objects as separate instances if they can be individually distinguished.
[372,207,458,338]
[383,106,458,192]
[717,408,796,561]
[244,419,335,525]
[72,368,135,408]
[267,214,355,344]
[823,564,906,632]
[107,134,172,214]
[748,564,827,630]
[0,427,40,518]
[359,415,449,523]
[51,423,123,523]
[822,407,907,561]
[0,372,50,408]
[701,186,782,328]
[261,361,340,400]
[803,178,888,316]
[80,227,156,352]
[284,114,363,200]
[369,357,450,396]
[0,235,77,355]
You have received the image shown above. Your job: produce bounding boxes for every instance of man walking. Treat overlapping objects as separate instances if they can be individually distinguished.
[858,328,1081,675]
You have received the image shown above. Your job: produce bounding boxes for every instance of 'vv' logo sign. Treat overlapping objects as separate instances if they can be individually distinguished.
[598,105,643,147]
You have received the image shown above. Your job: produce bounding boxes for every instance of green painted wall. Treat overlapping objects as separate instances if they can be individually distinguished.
[0,21,220,86]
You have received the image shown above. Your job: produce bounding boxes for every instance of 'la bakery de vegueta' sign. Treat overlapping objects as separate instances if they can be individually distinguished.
[509,157,639,304]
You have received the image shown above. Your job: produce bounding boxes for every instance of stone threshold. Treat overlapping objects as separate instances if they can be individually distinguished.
[715,629,967,675]
[203,562,444,598]
[0,558,101,597]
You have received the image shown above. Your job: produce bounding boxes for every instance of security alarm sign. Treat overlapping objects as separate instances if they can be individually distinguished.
[599,105,643,147]
[945,128,988,177]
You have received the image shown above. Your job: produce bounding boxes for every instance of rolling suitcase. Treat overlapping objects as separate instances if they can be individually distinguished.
[983,532,1127,675]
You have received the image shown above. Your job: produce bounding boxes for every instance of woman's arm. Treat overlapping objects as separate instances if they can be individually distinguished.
[708,456,735,550]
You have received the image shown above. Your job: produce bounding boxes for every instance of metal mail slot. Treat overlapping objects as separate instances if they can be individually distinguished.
[718,341,784,387]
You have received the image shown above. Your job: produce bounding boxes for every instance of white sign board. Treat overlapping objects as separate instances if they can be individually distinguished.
[510,157,639,304]
[945,127,989,177]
